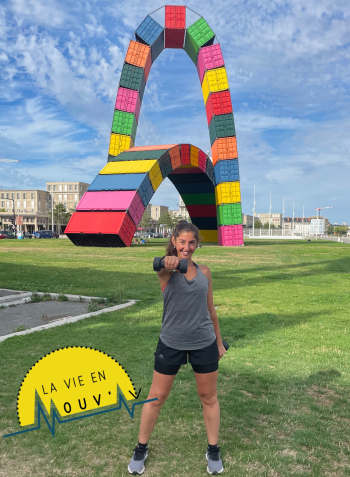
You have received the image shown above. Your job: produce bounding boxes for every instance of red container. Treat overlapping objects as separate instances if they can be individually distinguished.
[218,225,243,246]
[205,91,233,124]
[169,145,181,169]
[198,150,207,171]
[181,144,191,165]
[197,44,224,83]
[187,204,216,217]
[65,211,135,247]
[115,87,141,122]
[165,6,186,28]
[169,167,203,175]
[165,29,185,48]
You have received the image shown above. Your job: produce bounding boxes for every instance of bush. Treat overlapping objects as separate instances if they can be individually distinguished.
[57,294,69,302]
[30,292,43,303]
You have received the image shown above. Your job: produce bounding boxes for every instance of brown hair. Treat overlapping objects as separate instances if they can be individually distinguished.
[165,220,199,256]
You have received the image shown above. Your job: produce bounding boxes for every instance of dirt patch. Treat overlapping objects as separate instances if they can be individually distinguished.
[279,449,298,458]
[307,385,339,407]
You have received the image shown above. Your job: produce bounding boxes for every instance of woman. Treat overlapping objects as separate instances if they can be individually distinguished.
[128,220,226,475]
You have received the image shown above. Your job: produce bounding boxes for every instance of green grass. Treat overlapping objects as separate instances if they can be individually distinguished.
[0,239,350,476]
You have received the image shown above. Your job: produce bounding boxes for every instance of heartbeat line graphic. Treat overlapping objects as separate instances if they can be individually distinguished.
[3,392,157,439]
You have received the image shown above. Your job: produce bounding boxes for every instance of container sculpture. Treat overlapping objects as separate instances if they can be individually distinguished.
[65,6,243,247]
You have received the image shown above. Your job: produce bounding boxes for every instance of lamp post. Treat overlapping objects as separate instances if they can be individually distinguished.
[8,198,16,237]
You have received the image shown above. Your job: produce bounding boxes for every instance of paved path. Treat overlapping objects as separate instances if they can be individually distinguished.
[320,237,350,244]
[0,301,89,336]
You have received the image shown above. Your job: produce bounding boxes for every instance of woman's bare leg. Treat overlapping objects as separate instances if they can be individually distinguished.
[194,370,220,445]
[138,370,176,443]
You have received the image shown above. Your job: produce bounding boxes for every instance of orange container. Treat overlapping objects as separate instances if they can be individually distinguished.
[125,41,152,81]
[169,145,181,169]
[128,144,176,152]
[211,137,238,165]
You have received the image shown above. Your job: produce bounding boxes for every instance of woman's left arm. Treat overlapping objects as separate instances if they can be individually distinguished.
[200,265,227,360]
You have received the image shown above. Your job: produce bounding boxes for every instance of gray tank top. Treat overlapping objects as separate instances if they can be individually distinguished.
[160,262,216,350]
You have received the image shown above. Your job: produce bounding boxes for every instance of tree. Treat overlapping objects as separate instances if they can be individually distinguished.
[335,226,348,237]
[0,208,5,227]
[159,212,174,229]
[327,225,334,235]
[54,204,72,232]
[138,212,151,229]
[254,220,262,228]
[263,222,275,229]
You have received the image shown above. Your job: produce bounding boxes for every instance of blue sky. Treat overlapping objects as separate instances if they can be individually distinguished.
[0,0,349,223]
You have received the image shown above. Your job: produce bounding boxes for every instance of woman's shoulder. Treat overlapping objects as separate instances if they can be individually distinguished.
[197,263,211,278]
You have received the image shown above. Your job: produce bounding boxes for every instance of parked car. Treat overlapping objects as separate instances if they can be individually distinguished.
[24,232,33,239]
[153,233,163,239]
[0,231,16,239]
[35,230,59,238]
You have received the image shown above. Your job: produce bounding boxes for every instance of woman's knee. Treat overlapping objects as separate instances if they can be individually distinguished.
[198,391,218,406]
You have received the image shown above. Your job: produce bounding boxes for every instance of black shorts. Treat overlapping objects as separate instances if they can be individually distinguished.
[154,337,219,375]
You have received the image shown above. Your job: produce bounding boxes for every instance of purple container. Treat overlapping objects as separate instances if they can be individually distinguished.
[115,87,141,123]
[197,44,225,84]
[77,191,145,226]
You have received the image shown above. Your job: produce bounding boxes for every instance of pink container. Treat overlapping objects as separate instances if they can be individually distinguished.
[115,87,141,123]
[77,191,145,226]
[196,44,225,84]
[218,225,244,246]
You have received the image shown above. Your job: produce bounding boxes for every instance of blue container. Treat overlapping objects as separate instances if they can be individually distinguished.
[88,173,146,191]
[206,158,215,182]
[191,217,217,230]
[138,175,154,206]
[172,181,215,194]
[214,159,240,185]
[158,151,172,178]
[135,16,164,63]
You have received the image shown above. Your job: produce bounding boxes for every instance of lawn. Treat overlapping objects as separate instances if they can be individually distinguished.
[0,238,350,477]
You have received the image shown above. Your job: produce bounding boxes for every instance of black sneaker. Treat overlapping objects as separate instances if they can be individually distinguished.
[128,444,148,475]
[206,445,224,474]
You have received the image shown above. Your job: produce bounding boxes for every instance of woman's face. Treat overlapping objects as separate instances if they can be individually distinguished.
[172,231,197,261]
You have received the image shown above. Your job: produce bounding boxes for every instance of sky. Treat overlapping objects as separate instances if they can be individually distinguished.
[0,0,349,223]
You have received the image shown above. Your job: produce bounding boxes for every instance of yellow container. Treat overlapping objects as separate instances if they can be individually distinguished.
[148,161,162,183]
[108,134,134,157]
[199,229,218,243]
[190,146,199,167]
[151,171,163,191]
[215,182,241,204]
[202,67,229,104]
[99,160,157,175]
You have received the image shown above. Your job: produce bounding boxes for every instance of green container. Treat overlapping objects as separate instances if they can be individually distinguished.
[217,203,242,225]
[109,149,168,162]
[119,63,144,93]
[188,18,215,48]
[184,31,199,64]
[111,110,137,142]
[209,113,236,145]
[182,193,216,205]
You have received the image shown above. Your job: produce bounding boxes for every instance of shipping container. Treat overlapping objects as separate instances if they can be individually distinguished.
[199,229,218,243]
[165,5,186,28]
[202,67,229,104]
[150,170,163,191]
[138,175,154,206]
[76,190,145,226]
[191,216,217,230]
[197,44,224,84]
[205,91,232,124]
[108,133,134,158]
[111,149,168,161]
[168,172,212,184]
[169,145,181,169]
[211,137,238,165]
[218,224,243,246]
[111,110,137,141]
[165,29,185,48]
[198,150,207,171]
[148,161,162,183]
[129,144,175,151]
[170,167,203,175]
[187,18,215,51]
[187,204,217,217]
[158,151,173,178]
[119,63,146,100]
[206,157,215,182]
[135,15,164,63]
[209,113,236,145]
[65,211,134,239]
[115,87,141,122]
[217,203,242,226]
[214,159,239,185]
[125,40,152,81]
[88,173,146,191]
[68,232,128,248]
[181,193,216,205]
[171,181,215,195]
[190,145,199,167]
[181,144,190,165]
[184,31,200,64]
[99,159,157,175]
[215,181,241,204]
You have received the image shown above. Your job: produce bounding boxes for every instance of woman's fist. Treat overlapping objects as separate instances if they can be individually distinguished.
[163,255,180,272]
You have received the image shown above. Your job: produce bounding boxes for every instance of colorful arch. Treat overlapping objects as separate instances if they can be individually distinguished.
[65,6,243,247]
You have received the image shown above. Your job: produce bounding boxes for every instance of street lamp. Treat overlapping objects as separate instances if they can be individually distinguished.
[7,198,16,237]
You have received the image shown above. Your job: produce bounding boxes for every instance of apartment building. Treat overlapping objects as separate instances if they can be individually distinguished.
[151,205,169,221]
[46,181,89,211]
[242,214,254,227]
[0,189,51,232]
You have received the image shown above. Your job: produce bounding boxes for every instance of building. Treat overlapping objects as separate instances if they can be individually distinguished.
[310,218,326,236]
[256,213,282,227]
[151,205,169,221]
[46,181,89,211]
[242,214,254,227]
[0,189,51,232]
[283,217,311,235]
